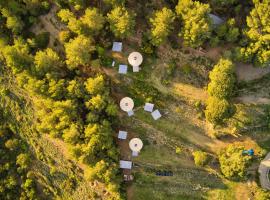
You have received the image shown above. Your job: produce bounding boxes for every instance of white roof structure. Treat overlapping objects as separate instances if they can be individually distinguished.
[127,110,134,116]
[118,131,127,139]
[151,109,162,120]
[120,160,132,169]
[129,138,143,152]
[132,151,138,157]
[120,97,134,112]
[133,65,140,72]
[112,61,115,67]
[144,103,154,112]
[128,52,143,67]
[209,14,224,26]
[119,65,128,74]
[112,42,123,52]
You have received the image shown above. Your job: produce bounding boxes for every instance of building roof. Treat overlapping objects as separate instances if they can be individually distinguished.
[128,52,143,67]
[118,131,127,139]
[118,64,128,74]
[112,42,123,52]
[120,160,132,169]
[129,138,143,152]
[144,103,154,112]
[151,109,162,120]
[209,14,224,26]
[120,97,134,112]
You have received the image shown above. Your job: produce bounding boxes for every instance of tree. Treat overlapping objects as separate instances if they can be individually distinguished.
[80,8,105,34]
[84,75,105,95]
[205,97,235,125]
[64,35,95,70]
[215,18,239,43]
[192,151,209,167]
[2,39,33,73]
[57,9,76,23]
[107,6,135,38]
[85,94,106,111]
[207,59,236,99]
[1,9,24,34]
[219,144,252,179]
[62,123,81,144]
[240,0,270,66]
[34,48,63,77]
[175,0,211,48]
[16,153,30,170]
[149,8,175,46]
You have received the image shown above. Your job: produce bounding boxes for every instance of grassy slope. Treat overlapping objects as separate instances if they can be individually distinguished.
[108,42,270,199]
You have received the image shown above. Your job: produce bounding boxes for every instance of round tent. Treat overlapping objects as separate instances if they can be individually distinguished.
[129,138,143,152]
[120,97,134,112]
[128,52,143,67]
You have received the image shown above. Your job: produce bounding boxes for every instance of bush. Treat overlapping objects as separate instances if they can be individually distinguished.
[59,30,71,43]
[192,151,209,167]
[219,144,252,179]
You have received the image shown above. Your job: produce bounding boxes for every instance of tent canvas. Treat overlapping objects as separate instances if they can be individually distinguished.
[127,110,134,116]
[144,103,154,112]
[119,65,128,74]
[209,14,224,26]
[132,151,138,157]
[151,109,162,120]
[120,160,132,169]
[133,65,140,72]
[112,42,123,52]
[118,131,127,140]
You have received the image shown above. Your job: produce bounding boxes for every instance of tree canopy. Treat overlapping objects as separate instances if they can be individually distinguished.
[176,0,211,48]
[149,8,175,46]
[107,6,135,38]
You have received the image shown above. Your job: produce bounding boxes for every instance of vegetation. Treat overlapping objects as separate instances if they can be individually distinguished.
[1,0,270,199]
[219,144,252,179]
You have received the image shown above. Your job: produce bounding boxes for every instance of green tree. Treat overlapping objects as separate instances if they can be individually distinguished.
[16,153,30,170]
[84,75,105,95]
[80,8,105,34]
[205,96,235,125]
[34,48,63,77]
[219,144,252,179]
[176,0,211,48]
[64,35,95,70]
[149,8,175,46]
[207,58,236,99]
[192,151,209,167]
[107,6,135,38]
[240,0,270,66]
[57,9,76,23]
[2,39,33,73]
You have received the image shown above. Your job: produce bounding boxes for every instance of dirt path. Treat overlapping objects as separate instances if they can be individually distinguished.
[236,96,270,105]
[30,4,66,52]
[236,63,270,81]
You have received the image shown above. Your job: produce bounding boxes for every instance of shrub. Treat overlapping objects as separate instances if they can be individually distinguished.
[192,151,209,167]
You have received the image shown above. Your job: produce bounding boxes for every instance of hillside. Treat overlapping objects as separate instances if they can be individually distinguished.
[1,0,270,200]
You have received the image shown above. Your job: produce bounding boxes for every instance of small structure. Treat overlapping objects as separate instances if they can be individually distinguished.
[209,14,224,26]
[129,138,143,152]
[120,97,134,112]
[112,42,123,52]
[144,103,154,112]
[128,52,143,67]
[132,151,139,157]
[124,174,134,181]
[127,110,134,117]
[119,64,128,74]
[118,131,127,140]
[242,149,254,156]
[112,61,115,67]
[151,109,162,120]
[133,65,140,72]
[120,160,132,169]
